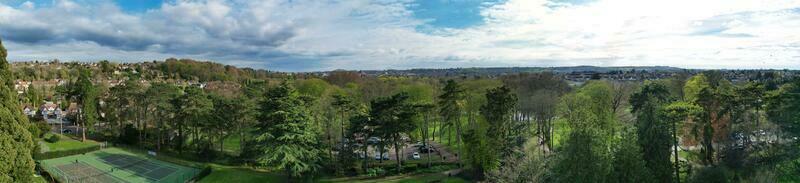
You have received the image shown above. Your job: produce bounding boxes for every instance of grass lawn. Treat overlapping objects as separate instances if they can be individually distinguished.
[222,134,241,155]
[322,173,470,183]
[200,165,286,183]
[32,175,48,183]
[41,133,99,152]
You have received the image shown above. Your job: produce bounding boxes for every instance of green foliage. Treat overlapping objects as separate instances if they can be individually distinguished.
[33,144,101,160]
[366,168,387,177]
[689,166,732,183]
[0,37,36,182]
[73,68,99,141]
[46,134,61,143]
[629,81,674,182]
[438,79,466,147]
[610,128,654,183]
[461,120,497,179]
[255,82,322,179]
[766,79,800,137]
[370,92,419,173]
[480,85,518,157]
[552,81,616,183]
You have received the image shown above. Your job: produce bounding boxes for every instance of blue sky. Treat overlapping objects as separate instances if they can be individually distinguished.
[0,0,799,71]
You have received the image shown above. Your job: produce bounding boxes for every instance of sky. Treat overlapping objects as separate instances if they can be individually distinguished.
[0,0,798,72]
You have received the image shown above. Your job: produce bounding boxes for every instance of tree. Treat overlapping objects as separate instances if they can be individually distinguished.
[630,81,674,182]
[552,81,616,183]
[663,101,703,182]
[683,73,734,165]
[254,82,322,180]
[438,80,466,148]
[74,68,99,142]
[370,92,418,173]
[465,85,518,179]
[347,113,372,173]
[0,37,36,182]
[481,85,518,158]
[766,79,800,139]
[106,79,144,144]
[610,127,654,183]
[174,86,213,153]
[144,83,180,151]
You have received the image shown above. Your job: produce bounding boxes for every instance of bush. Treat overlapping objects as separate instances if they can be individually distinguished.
[191,165,213,181]
[36,122,51,138]
[366,168,386,177]
[45,134,60,143]
[33,145,101,160]
[690,166,732,183]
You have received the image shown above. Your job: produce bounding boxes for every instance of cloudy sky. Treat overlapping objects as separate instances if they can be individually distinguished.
[0,0,798,71]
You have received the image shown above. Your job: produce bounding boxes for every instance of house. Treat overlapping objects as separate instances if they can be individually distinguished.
[14,80,31,94]
[22,105,36,117]
[40,102,60,117]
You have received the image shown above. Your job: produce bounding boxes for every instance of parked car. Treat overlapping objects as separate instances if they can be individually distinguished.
[412,152,421,160]
[374,153,389,160]
[61,129,73,134]
[418,145,436,153]
[367,137,381,144]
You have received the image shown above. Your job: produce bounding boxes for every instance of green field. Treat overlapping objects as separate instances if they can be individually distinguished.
[199,165,285,183]
[322,173,470,183]
[41,134,100,152]
[39,148,200,183]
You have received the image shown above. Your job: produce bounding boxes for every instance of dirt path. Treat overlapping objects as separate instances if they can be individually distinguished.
[428,141,459,163]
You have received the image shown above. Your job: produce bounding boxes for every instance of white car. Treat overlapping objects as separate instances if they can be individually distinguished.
[412,152,421,160]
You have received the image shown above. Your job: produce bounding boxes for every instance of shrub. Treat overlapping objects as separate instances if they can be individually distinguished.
[191,165,213,181]
[33,145,101,160]
[45,134,60,143]
[36,122,51,138]
[366,168,386,177]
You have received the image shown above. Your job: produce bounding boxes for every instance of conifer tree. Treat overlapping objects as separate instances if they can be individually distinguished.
[0,38,36,182]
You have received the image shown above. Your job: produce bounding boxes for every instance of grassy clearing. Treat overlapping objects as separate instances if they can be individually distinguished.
[41,133,99,152]
[32,175,48,183]
[222,134,241,154]
[322,173,470,183]
[199,165,286,183]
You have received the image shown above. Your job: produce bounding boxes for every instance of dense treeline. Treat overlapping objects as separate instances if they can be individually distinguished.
[4,41,800,181]
[32,68,800,182]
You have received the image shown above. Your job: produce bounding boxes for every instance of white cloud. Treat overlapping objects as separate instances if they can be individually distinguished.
[0,0,798,71]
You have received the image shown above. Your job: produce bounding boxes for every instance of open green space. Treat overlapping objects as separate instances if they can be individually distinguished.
[322,173,469,183]
[39,147,200,183]
[199,165,285,183]
[41,133,100,152]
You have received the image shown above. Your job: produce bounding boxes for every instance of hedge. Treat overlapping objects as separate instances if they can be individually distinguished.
[34,145,101,160]
[191,165,213,181]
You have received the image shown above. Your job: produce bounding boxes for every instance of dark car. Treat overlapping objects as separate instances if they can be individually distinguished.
[418,145,436,153]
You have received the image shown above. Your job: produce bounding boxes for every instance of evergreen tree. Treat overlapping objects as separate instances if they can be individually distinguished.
[438,79,466,147]
[481,85,518,158]
[610,128,654,183]
[75,69,98,142]
[255,82,322,180]
[372,92,419,173]
[630,81,674,182]
[0,38,36,182]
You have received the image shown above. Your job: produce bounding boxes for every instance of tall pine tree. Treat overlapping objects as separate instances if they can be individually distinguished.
[255,82,322,180]
[630,81,674,182]
[0,38,36,182]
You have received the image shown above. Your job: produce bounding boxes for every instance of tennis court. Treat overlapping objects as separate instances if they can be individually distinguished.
[40,148,200,183]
